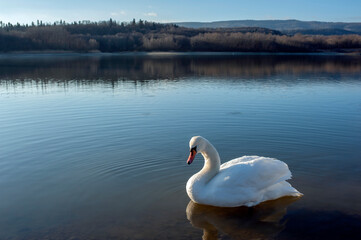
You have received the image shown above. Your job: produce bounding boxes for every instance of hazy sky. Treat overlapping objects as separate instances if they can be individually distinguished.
[1,0,361,24]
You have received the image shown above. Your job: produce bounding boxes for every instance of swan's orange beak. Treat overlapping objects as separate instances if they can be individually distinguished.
[187,149,197,165]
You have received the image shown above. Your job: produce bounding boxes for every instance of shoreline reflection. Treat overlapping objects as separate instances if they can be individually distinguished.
[1,54,361,82]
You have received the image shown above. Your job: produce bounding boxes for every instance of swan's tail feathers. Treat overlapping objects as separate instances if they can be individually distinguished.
[289,189,303,197]
[292,193,303,198]
[284,180,303,197]
[262,181,303,202]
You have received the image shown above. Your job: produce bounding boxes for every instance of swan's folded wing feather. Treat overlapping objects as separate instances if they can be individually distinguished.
[216,156,292,191]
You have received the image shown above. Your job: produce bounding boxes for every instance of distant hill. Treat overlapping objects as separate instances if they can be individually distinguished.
[283,28,358,36]
[194,27,283,35]
[174,19,361,35]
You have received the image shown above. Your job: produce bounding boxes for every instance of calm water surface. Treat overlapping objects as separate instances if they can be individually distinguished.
[0,53,361,240]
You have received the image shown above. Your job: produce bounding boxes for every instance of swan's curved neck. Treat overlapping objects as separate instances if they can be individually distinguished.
[198,141,221,182]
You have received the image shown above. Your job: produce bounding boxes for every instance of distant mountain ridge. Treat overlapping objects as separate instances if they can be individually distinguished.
[174,19,361,34]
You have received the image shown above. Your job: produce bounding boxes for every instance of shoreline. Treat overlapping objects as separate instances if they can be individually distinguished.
[0,50,360,57]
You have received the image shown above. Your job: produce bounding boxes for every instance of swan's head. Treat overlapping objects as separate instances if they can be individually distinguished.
[187,136,208,165]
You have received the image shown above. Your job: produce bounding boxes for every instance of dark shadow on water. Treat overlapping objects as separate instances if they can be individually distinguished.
[277,209,361,240]
[186,196,300,240]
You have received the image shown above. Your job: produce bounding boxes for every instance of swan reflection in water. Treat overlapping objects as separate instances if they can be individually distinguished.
[186,196,301,240]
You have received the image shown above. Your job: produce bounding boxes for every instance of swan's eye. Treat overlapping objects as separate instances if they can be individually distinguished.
[190,146,197,153]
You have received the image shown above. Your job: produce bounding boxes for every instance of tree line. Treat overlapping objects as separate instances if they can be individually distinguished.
[1,19,361,52]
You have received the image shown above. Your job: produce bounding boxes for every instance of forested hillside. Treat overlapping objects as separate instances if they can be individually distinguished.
[1,19,361,53]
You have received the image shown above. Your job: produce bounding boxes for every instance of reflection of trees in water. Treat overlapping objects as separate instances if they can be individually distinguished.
[1,55,361,85]
[186,196,300,240]
[189,56,361,78]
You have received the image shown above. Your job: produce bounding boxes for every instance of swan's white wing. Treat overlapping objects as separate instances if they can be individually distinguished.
[216,156,292,191]
[198,156,296,207]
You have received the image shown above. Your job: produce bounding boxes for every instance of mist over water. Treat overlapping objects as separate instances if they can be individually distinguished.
[1,53,361,239]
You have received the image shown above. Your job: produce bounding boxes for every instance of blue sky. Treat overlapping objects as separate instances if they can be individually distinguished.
[1,0,361,24]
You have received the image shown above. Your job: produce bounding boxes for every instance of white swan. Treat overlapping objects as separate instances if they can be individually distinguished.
[186,136,302,207]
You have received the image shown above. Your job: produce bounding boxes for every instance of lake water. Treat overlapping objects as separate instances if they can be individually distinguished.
[0,53,361,240]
